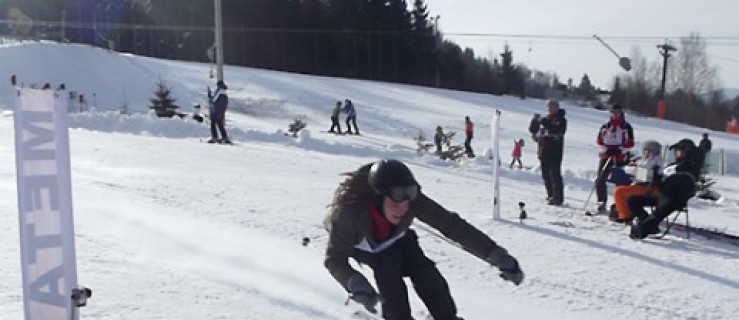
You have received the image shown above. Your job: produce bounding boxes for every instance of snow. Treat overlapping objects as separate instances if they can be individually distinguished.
[1,42,738,320]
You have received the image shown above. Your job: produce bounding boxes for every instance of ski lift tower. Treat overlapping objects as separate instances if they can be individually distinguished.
[214,0,224,82]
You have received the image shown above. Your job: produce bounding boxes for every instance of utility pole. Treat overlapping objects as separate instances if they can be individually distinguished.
[214,0,224,82]
[657,41,676,119]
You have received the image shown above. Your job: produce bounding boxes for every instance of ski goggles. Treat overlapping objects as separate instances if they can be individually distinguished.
[385,185,419,203]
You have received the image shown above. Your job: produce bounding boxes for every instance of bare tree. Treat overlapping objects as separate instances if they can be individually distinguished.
[619,48,658,115]
[669,33,719,96]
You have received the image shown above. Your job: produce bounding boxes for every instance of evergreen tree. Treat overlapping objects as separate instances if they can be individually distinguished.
[578,74,595,100]
[149,80,178,118]
[500,44,514,95]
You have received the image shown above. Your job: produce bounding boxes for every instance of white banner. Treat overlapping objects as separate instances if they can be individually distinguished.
[14,88,79,320]
[491,109,501,220]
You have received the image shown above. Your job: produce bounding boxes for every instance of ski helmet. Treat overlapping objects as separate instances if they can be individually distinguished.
[642,140,661,155]
[368,159,419,202]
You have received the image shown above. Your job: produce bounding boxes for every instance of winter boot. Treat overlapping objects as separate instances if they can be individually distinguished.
[597,202,607,213]
[207,138,217,143]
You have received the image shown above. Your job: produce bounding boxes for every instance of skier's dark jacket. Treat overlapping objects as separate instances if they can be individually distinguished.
[529,109,567,161]
[656,139,704,204]
[324,193,501,291]
[209,86,228,120]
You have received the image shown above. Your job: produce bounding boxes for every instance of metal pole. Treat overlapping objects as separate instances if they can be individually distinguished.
[214,0,224,82]
[657,41,676,118]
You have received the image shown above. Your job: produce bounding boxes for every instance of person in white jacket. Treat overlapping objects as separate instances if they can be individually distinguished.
[609,140,663,223]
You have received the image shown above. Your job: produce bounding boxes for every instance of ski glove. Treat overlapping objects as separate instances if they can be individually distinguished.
[347,274,379,313]
[486,247,524,286]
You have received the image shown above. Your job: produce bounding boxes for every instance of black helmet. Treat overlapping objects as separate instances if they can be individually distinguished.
[668,138,696,152]
[368,159,419,202]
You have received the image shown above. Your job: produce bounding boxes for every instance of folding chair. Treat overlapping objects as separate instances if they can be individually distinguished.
[657,206,690,239]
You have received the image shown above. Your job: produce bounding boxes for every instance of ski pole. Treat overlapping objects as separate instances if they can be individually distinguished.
[582,157,612,214]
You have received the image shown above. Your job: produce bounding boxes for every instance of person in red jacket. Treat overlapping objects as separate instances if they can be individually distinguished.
[595,104,634,212]
[464,116,474,157]
[510,139,525,169]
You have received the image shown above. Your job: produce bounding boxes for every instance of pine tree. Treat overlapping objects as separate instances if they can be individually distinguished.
[149,80,178,117]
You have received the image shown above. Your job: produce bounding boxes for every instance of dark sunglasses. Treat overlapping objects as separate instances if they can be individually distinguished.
[387,185,419,202]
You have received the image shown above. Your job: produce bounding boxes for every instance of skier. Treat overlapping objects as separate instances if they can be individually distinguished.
[510,139,525,169]
[324,159,523,320]
[529,99,567,206]
[595,104,634,212]
[328,100,343,134]
[627,139,704,239]
[207,80,230,144]
[464,116,474,157]
[610,140,663,223]
[433,125,445,154]
[344,99,359,134]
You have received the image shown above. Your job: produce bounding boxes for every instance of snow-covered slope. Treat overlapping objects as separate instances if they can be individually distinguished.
[1,42,737,320]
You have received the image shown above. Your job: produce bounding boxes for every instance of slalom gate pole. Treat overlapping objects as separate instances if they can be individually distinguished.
[491,109,502,220]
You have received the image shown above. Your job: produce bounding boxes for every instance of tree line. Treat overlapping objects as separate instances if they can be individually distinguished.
[1,0,736,130]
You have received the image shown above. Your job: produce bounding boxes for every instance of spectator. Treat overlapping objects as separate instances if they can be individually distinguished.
[464,116,474,157]
[698,133,712,153]
[324,159,523,320]
[610,140,663,223]
[595,104,635,213]
[529,99,567,206]
[627,139,704,239]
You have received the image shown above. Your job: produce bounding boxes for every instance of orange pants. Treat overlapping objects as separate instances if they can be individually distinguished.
[613,184,658,220]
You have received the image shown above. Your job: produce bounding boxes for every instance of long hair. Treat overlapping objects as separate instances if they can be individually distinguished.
[328,162,375,211]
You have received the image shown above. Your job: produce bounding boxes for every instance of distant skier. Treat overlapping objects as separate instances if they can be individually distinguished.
[595,104,634,212]
[207,80,230,144]
[324,159,523,320]
[328,100,343,134]
[434,125,445,154]
[529,99,567,206]
[510,139,525,169]
[343,99,359,134]
[464,116,474,157]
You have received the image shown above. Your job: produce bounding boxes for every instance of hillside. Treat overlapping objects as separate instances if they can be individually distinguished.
[1,42,738,320]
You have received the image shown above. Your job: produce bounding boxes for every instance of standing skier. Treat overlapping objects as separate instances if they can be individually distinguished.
[595,104,634,212]
[434,125,445,154]
[344,99,359,134]
[324,159,523,320]
[329,100,343,134]
[510,139,525,169]
[529,99,567,205]
[207,80,230,144]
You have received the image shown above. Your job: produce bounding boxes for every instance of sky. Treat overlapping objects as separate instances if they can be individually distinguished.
[424,0,739,91]
[0,42,738,320]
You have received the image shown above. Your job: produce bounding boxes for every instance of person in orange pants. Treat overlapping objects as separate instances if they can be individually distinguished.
[610,140,663,223]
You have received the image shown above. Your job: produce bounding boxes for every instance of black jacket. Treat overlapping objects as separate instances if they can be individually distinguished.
[529,109,567,161]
